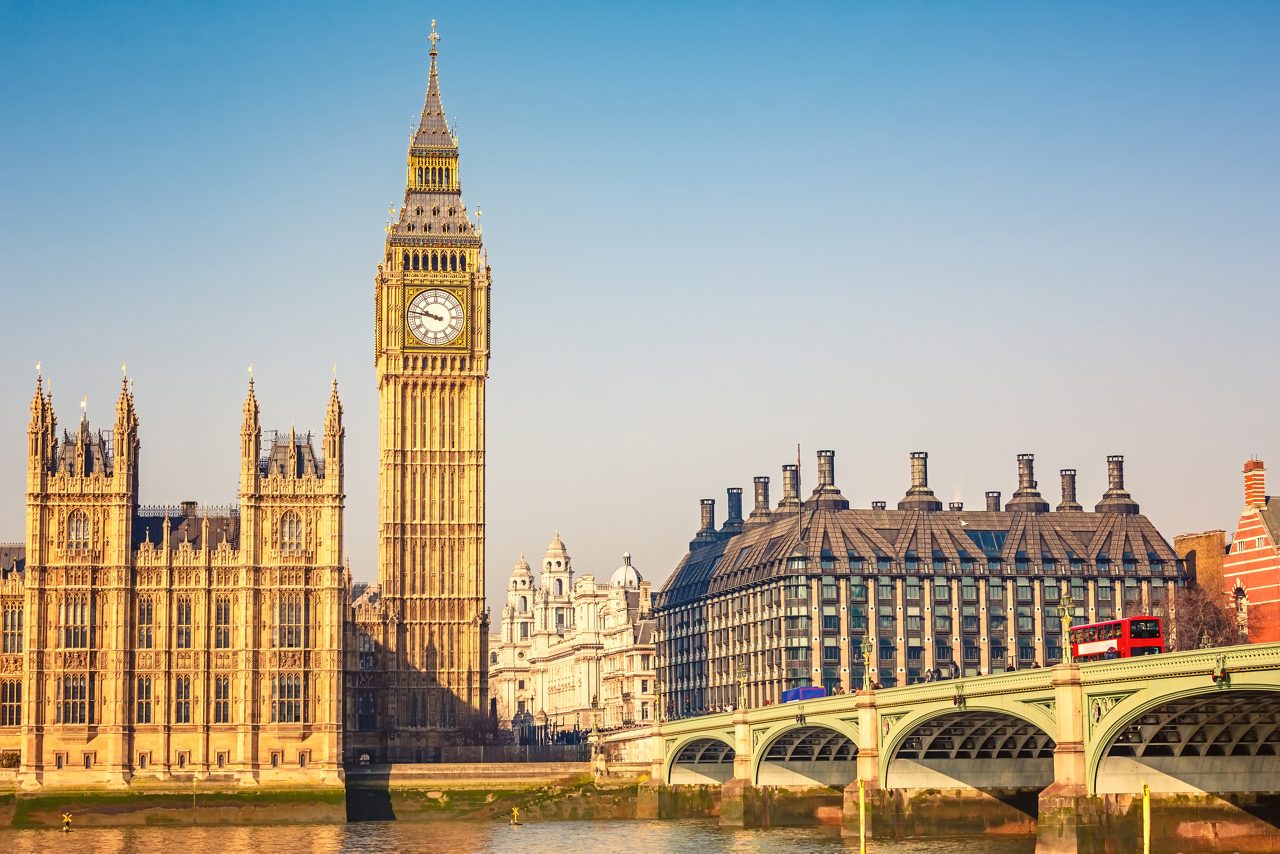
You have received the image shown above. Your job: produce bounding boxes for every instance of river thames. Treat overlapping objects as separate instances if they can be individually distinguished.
[2,820,1037,853]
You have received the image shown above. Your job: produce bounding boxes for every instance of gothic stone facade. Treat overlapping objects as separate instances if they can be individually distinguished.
[656,450,1191,717]
[0,376,345,786]
[489,535,657,735]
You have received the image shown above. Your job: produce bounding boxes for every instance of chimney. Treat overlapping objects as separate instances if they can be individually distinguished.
[1006,454,1050,513]
[911,451,928,489]
[817,450,835,487]
[871,500,887,510]
[699,498,715,532]
[1094,455,1140,515]
[986,491,1002,512]
[1057,469,1082,511]
[810,450,849,509]
[1244,459,1266,509]
[180,500,198,517]
[899,450,942,511]
[722,487,744,535]
[692,498,718,547]
[778,464,800,509]
[747,476,772,526]
[949,502,964,512]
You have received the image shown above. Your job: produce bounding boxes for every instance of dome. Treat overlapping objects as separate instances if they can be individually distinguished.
[610,552,643,589]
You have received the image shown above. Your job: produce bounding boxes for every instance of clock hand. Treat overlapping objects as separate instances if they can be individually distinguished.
[409,309,446,322]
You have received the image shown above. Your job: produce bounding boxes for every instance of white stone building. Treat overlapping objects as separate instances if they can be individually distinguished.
[489,534,656,737]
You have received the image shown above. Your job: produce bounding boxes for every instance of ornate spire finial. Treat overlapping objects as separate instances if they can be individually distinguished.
[429,19,440,55]
[247,363,255,388]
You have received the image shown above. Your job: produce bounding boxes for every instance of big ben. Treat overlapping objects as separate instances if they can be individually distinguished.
[371,21,489,749]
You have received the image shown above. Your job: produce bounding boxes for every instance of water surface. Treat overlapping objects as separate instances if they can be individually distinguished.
[3,819,1037,853]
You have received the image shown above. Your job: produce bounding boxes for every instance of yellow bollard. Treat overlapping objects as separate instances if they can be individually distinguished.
[858,778,866,854]
[1142,783,1150,854]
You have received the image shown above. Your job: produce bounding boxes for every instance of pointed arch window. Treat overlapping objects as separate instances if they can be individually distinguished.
[174,675,191,724]
[280,511,303,553]
[175,597,192,649]
[60,593,91,649]
[136,596,153,649]
[459,254,467,272]
[412,252,421,271]
[135,675,152,724]
[278,592,307,648]
[273,673,307,723]
[449,253,457,272]
[214,595,232,649]
[417,166,424,185]
[402,251,410,270]
[443,167,450,186]
[2,605,22,653]
[431,253,439,272]
[67,510,89,550]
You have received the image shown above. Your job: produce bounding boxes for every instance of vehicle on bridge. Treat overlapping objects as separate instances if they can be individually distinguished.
[1069,615,1164,661]
[780,686,826,703]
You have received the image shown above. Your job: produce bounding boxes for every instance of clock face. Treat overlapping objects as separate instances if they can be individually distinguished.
[407,289,465,346]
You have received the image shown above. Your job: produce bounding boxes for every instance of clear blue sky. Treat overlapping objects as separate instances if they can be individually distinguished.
[2,1,1278,608]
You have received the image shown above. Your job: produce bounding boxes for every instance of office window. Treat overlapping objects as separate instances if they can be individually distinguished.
[273,673,306,723]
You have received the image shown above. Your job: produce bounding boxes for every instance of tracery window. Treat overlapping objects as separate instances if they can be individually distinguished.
[214,676,230,723]
[0,680,20,726]
[61,593,91,649]
[358,631,375,671]
[280,511,303,553]
[214,596,232,649]
[175,597,192,649]
[67,510,89,550]
[273,673,306,723]
[57,674,92,724]
[278,593,307,649]
[136,596,153,649]
[135,675,152,724]
[2,605,21,653]
[174,675,191,724]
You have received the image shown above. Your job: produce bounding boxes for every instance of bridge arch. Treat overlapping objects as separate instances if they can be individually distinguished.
[884,707,1056,791]
[750,719,859,787]
[665,733,736,785]
[1092,686,1280,794]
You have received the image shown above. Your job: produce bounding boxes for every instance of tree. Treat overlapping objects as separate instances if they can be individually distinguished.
[455,708,513,746]
[1169,583,1240,651]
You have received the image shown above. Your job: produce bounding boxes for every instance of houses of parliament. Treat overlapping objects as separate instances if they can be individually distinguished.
[0,24,489,785]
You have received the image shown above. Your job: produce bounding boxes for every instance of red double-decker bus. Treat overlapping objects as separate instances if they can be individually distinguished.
[1068,616,1164,661]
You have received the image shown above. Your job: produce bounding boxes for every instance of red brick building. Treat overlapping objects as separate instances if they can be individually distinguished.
[1222,460,1280,642]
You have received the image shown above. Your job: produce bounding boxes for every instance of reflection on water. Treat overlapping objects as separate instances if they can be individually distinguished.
[4,819,1036,854]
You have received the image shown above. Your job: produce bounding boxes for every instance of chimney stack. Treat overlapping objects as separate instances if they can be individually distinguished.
[810,450,850,509]
[986,491,1002,512]
[747,476,772,526]
[1245,459,1267,509]
[949,502,964,511]
[691,498,719,548]
[817,450,835,488]
[871,500,887,510]
[699,498,715,533]
[1094,454,1140,515]
[911,451,928,489]
[778,464,800,509]
[1006,453,1050,513]
[1057,468,1082,511]
[722,487,744,535]
[899,450,943,511]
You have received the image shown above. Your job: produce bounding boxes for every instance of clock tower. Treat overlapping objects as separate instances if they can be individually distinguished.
[373,21,489,747]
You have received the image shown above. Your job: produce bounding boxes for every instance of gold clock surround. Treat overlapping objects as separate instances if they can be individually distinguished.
[403,284,471,349]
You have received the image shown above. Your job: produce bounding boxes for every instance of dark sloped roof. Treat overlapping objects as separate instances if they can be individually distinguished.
[1257,497,1280,544]
[133,505,240,550]
[658,503,1182,609]
[0,545,24,577]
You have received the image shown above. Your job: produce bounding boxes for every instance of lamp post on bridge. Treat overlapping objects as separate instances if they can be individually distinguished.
[861,634,874,691]
[654,679,663,726]
[735,656,748,712]
[1058,603,1074,664]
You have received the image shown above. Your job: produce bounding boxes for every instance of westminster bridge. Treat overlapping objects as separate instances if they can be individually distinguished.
[606,642,1280,852]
